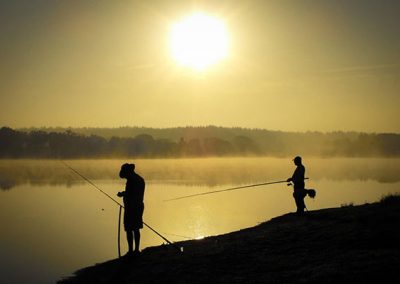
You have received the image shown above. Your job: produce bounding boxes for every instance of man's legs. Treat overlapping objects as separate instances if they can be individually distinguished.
[126,230,134,252]
[296,196,305,214]
[133,229,141,252]
[293,190,306,214]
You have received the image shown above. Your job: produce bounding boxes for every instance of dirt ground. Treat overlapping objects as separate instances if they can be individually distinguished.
[59,197,400,284]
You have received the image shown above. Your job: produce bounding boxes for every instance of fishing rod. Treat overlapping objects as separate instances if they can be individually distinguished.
[164,178,309,201]
[61,161,182,253]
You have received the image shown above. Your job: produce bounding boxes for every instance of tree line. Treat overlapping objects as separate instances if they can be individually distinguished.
[1,126,399,158]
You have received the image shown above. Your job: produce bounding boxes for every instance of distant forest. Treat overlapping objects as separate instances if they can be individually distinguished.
[1,126,399,158]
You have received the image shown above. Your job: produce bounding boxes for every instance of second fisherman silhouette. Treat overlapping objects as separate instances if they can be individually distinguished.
[118,163,145,256]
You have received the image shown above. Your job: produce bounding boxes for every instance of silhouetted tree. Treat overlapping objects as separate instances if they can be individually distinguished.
[203,137,234,156]
[233,135,262,155]
[0,127,399,158]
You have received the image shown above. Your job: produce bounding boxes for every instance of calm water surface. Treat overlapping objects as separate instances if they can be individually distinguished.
[0,158,399,283]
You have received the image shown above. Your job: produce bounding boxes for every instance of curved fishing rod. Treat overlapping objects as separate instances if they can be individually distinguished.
[61,161,181,252]
[164,178,309,202]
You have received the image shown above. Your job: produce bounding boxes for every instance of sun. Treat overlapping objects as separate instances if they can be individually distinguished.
[170,12,229,71]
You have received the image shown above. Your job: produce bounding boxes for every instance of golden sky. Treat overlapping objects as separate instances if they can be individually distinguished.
[0,0,399,132]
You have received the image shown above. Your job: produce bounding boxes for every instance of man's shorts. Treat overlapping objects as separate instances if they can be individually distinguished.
[124,202,144,231]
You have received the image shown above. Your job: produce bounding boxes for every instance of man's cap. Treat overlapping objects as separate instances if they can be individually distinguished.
[121,163,135,171]
[119,163,135,178]
[293,156,302,162]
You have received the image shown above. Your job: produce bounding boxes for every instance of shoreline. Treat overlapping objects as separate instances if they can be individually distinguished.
[59,196,400,283]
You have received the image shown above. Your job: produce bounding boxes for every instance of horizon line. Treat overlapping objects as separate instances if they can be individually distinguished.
[3,125,399,135]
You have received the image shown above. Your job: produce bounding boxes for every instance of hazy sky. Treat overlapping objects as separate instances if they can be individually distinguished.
[1,0,399,132]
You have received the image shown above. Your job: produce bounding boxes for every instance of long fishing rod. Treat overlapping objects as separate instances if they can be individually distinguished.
[62,161,122,206]
[61,161,181,251]
[165,178,309,201]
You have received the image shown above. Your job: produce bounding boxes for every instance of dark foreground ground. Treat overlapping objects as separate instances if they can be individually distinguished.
[59,196,400,284]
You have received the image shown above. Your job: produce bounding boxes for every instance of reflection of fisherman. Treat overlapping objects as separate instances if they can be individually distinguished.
[287,156,306,215]
[118,163,145,256]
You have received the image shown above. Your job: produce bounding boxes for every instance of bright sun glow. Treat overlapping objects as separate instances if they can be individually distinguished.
[170,12,229,71]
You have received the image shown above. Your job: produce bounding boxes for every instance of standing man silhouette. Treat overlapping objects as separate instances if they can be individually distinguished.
[118,163,145,256]
[287,156,306,215]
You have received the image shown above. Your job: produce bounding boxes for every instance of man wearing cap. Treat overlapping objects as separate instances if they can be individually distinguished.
[287,156,306,214]
[118,163,145,256]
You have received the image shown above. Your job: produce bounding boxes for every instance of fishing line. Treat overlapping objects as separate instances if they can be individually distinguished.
[162,232,193,240]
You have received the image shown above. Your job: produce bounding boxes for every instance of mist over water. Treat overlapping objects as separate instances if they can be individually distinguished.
[0,157,399,283]
[1,157,399,190]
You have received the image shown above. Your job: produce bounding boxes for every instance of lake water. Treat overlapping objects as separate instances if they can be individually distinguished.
[0,158,399,283]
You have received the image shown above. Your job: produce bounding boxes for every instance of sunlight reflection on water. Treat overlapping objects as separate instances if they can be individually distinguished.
[0,158,399,283]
